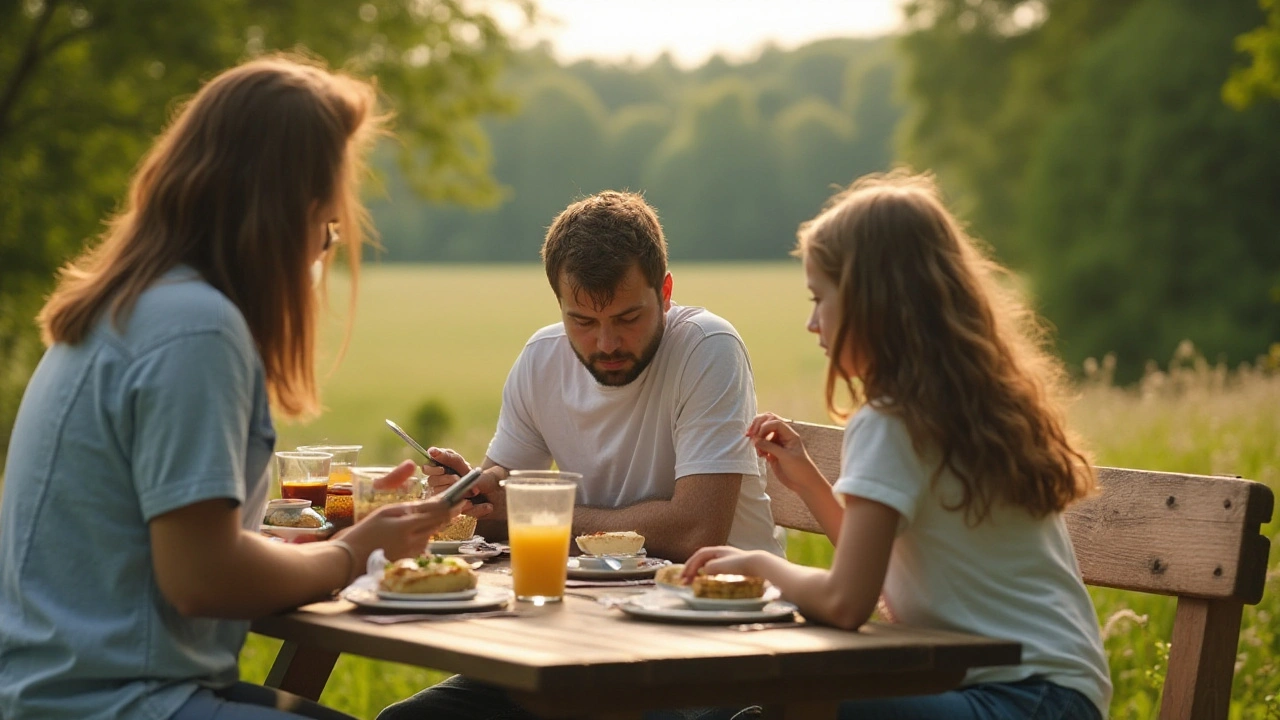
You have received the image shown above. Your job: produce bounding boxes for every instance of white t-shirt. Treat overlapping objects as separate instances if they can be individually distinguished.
[832,405,1112,716]
[486,304,784,555]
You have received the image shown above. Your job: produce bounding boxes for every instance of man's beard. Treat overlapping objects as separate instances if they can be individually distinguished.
[574,316,665,387]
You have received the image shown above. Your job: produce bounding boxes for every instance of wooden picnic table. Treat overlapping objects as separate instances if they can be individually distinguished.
[251,562,1020,719]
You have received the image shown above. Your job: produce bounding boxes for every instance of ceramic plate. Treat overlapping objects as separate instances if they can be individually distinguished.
[343,585,512,612]
[376,588,479,602]
[567,557,667,580]
[681,585,780,611]
[260,523,334,542]
[618,592,797,624]
[574,551,647,570]
[428,535,484,554]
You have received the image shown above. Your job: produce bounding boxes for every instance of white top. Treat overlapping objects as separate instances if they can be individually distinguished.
[487,304,784,555]
[832,405,1112,716]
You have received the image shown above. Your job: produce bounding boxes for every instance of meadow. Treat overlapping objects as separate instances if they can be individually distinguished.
[194,263,1279,718]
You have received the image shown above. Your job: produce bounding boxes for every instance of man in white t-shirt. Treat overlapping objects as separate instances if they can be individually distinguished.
[424,190,783,562]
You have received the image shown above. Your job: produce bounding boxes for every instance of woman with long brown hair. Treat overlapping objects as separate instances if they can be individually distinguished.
[0,57,454,720]
[684,171,1111,719]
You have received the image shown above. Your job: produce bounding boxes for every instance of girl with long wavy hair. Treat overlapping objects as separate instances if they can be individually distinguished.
[685,171,1111,719]
[0,57,458,720]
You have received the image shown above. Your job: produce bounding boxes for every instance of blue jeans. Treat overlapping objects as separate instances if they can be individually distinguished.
[171,682,357,720]
[377,675,738,720]
[725,677,1100,720]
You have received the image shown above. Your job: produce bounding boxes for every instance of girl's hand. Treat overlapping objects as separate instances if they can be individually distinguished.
[746,412,822,494]
[337,494,459,564]
[681,546,764,582]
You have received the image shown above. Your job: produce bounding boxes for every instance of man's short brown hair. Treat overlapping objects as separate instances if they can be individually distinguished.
[541,191,668,307]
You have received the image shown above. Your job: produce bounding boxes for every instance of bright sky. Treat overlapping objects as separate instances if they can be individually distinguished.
[504,0,906,68]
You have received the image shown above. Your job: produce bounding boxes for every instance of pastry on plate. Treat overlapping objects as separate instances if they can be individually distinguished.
[691,574,766,600]
[575,530,645,556]
[654,564,689,588]
[380,555,478,594]
[431,514,478,542]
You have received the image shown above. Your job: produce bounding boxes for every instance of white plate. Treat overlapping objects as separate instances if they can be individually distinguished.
[343,584,512,612]
[428,535,484,554]
[618,592,797,624]
[574,551,647,570]
[567,557,667,580]
[376,588,479,602]
[260,523,334,542]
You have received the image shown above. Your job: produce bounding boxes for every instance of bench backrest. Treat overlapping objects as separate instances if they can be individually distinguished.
[766,420,1274,720]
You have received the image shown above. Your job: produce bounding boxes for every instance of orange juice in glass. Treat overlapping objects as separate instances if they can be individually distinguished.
[504,470,579,603]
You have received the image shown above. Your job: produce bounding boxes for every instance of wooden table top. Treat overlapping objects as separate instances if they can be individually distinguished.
[251,563,1020,716]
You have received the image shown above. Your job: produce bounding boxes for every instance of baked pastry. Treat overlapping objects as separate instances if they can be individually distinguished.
[655,564,688,588]
[263,505,325,528]
[380,555,478,594]
[575,531,645,556]
[691,574,766,600]
[431,514,478,542]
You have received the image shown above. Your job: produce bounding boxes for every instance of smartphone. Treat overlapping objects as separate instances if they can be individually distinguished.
[440,467,486,507]
[384,419,458,476]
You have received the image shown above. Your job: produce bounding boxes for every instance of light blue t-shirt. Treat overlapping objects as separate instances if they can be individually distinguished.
[0,267,276,720]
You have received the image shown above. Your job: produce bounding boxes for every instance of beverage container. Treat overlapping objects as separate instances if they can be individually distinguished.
[274,451,332,509]
[504,470,578,603]
[324,482,354,529]
[297,445,362,487]
[352,466,424,522]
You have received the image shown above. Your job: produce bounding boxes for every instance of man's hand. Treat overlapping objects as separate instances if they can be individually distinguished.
[422,449,505,519]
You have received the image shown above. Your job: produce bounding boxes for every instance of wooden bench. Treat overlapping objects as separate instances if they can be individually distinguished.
[765,420,1274,720]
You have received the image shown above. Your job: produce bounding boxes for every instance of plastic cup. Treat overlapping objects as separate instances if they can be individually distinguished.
[352,465,424,523]
[504,470,579,604]
[275,451,332,509]
[297,444,362,487]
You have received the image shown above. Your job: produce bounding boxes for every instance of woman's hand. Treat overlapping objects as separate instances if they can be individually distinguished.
[336,496,458,564]
[746,412,823,495]
[681,546,766,583]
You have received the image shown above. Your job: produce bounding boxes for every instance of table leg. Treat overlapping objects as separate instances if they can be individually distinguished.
[264,641,339,701]
[761,701,840,719]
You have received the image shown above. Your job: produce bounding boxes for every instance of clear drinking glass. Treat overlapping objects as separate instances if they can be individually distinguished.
[274,451,333,509]
[296,444,362,486]
[351,465,424,523]
[504,470,579,604]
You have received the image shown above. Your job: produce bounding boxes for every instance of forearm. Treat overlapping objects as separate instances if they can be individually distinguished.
[574,501,728,562]
[164,531,351,619]
[747,552,877,630]
[797,481,846,543]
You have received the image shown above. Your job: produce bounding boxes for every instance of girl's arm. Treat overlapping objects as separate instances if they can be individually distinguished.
[746,412,846,542]
[686,494,898,630]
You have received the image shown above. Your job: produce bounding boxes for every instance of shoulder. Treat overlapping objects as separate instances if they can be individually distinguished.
[121,269,254,363]
[844,404,919,459]
[517,321,568,358]
[666,305,748,358]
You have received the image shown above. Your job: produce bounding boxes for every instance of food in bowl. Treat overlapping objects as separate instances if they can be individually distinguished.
[691,574,766,600]
[431,514,478,542]
[263,499,325,528]
[380,555,478,594]
[575,530,645,556]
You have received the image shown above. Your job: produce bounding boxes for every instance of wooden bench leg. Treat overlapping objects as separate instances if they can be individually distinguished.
[264,641,340,701]
[1159,597,1243,720]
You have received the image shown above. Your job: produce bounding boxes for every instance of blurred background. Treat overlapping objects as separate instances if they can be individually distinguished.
[3,2,1280,715]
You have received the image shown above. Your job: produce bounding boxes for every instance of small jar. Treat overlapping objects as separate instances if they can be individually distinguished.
[325,482,354,529]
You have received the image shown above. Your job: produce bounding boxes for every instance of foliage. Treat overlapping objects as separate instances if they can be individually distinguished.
[409,397,454,448]
[368,38,906,263]
[1225,0,1280,108]
[1020,0,1280,378]
[0,0,529,458]
[897,0,1279,379]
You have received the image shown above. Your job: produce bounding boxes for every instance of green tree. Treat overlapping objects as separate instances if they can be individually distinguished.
[1023,0,1280,378]
[0,0,529,457]
[1224,0,1280,108]
[898,0,1140,264]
